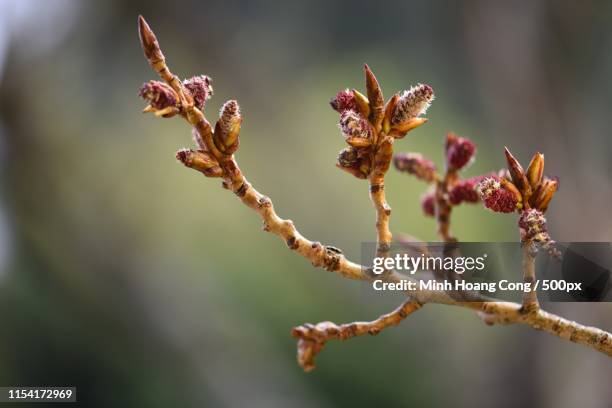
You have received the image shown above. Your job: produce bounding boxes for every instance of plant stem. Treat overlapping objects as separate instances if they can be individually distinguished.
[521,242,539,313]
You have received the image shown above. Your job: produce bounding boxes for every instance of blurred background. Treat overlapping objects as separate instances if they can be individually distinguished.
[0,0,611,406]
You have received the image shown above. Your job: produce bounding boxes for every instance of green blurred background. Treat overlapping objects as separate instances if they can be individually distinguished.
[0,0,611,406]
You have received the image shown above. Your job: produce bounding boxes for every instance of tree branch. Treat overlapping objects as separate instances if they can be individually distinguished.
[435,168,458,242]
[521,242,539,313]
[136,15,612,372]
[292,299,422,372]
[369,135,394,257]
[475,301,612,356]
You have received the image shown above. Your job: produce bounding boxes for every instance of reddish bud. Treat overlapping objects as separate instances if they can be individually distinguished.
[478,177,519,213]
[330,89,357,113]
[446,134,476,170]
[336,147,370,179]
[337,147,359,167]
[518,209,547,242]
[448,179,480,205]
[139,80,178,110]
[339,110,373,147]
[393,153,437,183]
[176,148,222,177]
[138,16,164,63]
[183,75,213,110]
[421,193,436,217]
[391,84,434,125]
[504,147,531,199]
[518,209,559,256]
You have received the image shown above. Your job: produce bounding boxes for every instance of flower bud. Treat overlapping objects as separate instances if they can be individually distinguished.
[518,209,559,256]
[504,147,531,199]
[336,147,369,179]
[330,89,357,113]
[364,64,384,127]
[519,209,548,243]
[477,177,520,213]
[532,176,558,212]
[214,100,242,154]
[446,133,476,170]
[448,179,479,205]
[183,75,213,110]
[499,178,523,206]
[339,110,373,147]
[139,80,179,114]
[526,152,544,189]
[138,16,164,63]
[176,148,222,177]
[391,84,434,125]
[393,153,437,183]
[421,192,436,217]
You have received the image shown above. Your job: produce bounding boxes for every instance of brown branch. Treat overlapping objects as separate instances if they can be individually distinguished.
[138,15,366,281]
[369,135,394,257]
[521,242,539,313]
[435,168,458,242]
[292,299,422,372]
[136,16,612,372]
[364,65,394,259]
[474,301,612,356]
[220,157,367,281]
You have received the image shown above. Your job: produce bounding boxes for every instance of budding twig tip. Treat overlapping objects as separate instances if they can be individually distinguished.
[137,15,150,38]
[137,14,163,63]
[504,146,516,162]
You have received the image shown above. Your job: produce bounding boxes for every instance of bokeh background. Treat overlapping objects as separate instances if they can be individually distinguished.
[0,0,611,406]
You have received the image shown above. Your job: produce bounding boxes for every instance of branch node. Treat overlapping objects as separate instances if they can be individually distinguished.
[286,236,299,250]
[258,196,272,208]
[234,182,249,198]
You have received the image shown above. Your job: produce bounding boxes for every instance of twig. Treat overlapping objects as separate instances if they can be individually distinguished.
[474,301,612,356]
[136,16,612,372]
[435,168,458,242]
[521,242,539,313]
[292,299,422,372]
[369,135,394,258]
[138,16,364,281]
